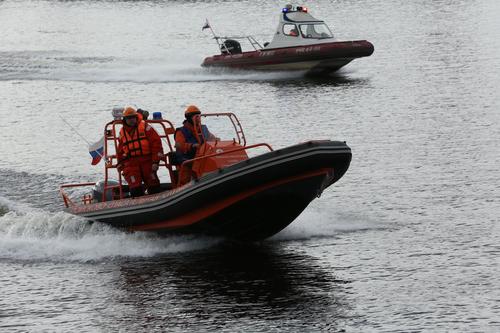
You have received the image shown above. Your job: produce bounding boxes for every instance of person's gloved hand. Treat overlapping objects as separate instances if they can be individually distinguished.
[152,163,159,172]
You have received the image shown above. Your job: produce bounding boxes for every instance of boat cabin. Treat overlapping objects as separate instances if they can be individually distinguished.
[210,5,335,55]
[264,5,335,49]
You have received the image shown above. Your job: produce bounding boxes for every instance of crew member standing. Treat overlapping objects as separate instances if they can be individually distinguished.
[117,106,164,197]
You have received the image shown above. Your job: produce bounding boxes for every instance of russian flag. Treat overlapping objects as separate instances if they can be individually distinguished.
[89,136,104,165]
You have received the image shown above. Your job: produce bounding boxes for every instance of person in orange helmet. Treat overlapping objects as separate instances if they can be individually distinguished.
[174,105,216,185]
[117,106,164,197]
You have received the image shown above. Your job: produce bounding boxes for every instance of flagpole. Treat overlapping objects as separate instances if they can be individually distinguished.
[206,18,217,39]
[204,19,224,52]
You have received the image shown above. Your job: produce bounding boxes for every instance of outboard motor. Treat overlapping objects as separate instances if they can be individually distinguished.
[221,39,242,55]
[92,180,121,202]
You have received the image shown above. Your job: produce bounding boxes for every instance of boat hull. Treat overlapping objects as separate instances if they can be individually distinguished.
[158,172,331,240]
[202,40,374,75]
[68,141,351,241]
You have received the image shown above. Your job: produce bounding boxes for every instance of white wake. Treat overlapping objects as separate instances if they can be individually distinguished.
[0,197,220,262]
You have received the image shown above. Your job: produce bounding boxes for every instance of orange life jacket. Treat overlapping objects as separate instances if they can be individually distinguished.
[120,121,151,159]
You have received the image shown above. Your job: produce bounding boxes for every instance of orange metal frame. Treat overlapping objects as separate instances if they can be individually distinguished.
[59,113,271,208]
[60,182,97,208]
[177,143,273,187]
[103,119,177,201]
[200,113,247,146]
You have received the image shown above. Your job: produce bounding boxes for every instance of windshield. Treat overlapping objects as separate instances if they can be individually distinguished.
[299,23,333,39]
[201,114,244,145]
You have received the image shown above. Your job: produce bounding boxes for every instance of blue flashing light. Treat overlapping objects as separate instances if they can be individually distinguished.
[282,8,289,13]
[152,112,162,120]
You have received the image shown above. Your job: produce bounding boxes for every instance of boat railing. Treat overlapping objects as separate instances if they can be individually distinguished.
[59,113,257,207]
[201,112,246,146]
[60,182,97,208]
[103,119,177,201]
[60,118,178,207]
[177,143,273,187]
[214,35,263,53]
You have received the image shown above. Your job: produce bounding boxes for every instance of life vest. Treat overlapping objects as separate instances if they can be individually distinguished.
[120,121,151,159]
[174,124,210,163]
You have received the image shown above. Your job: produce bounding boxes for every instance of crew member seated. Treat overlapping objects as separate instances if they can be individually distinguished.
[174,105,216,185]
[289,28,299,37]
[117,106,164,197]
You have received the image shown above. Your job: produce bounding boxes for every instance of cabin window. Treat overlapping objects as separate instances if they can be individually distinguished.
[299,23,333,39]
[283,24,300,37]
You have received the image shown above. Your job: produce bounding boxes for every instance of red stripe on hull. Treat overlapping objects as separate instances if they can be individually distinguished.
[129,168,332,231]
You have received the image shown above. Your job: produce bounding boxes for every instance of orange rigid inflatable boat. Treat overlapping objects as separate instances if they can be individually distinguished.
[60,110,351,241]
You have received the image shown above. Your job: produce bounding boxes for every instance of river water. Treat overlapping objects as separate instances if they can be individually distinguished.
[1,0,499,331]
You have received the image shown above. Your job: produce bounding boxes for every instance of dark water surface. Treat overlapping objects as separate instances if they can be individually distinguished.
[1,0,499,331]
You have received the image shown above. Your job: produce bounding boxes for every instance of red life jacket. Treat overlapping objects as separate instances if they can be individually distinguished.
[120,121,151,159]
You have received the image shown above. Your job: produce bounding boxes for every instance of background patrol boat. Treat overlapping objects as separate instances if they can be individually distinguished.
[201,5,374,75]
[60,110,351,241]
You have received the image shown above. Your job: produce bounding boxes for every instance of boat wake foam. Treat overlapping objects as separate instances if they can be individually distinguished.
[272,203,387,241]
[0,51,307,83]
[60,65,306,83]
[0,196,221,262]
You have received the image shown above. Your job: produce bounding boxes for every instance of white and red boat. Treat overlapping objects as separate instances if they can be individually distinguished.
[201,5,374,75]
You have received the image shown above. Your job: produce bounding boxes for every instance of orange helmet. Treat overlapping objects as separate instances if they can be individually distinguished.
[184,105,201,118]
[123,106,138,118]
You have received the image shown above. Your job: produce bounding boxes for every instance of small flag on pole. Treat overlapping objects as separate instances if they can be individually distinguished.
[89,136,104,165]
[202,19,210,31]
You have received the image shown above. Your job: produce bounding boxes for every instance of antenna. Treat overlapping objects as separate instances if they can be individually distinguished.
[58,115,92,146]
